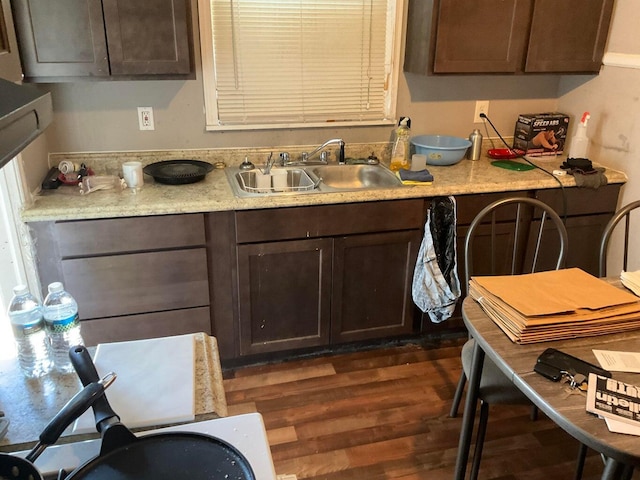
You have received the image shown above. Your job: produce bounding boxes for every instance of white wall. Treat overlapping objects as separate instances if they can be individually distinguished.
[558,0,640,274]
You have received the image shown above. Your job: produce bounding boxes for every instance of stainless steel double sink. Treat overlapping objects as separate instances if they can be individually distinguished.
[225,164,403,197]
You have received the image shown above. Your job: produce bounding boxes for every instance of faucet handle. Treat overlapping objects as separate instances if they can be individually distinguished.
[279,152,290,165]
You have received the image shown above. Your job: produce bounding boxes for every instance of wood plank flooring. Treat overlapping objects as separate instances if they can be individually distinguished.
[222,336,624,479]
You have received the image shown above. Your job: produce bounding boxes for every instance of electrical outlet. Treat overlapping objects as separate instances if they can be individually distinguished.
[137,107,155,131]
[474,101,489,123]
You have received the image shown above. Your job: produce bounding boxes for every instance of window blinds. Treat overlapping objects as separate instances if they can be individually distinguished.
[208,0,393,126]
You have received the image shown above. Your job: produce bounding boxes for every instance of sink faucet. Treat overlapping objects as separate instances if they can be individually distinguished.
[301,138,345,164]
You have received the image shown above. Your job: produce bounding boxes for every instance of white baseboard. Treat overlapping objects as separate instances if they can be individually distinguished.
[602,52,640,69]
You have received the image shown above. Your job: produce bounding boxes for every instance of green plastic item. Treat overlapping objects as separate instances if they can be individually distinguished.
[491,160,536,171]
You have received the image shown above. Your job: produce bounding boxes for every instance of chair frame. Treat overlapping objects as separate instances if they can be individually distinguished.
[451,197,568,417]
[451,197,569,480]
[599,200,640,277]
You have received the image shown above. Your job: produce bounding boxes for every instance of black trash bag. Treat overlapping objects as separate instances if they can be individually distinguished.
[429,196,457,288]
[411,196,460,322]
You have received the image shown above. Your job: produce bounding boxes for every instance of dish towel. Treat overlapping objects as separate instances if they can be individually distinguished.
[412,196,461,323]
[397,168,434,184]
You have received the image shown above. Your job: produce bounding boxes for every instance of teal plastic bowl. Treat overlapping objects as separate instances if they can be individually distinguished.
[411,135,472,166]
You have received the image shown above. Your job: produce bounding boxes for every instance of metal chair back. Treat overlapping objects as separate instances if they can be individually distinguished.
[464,197,569,287]
[599,200,640,277]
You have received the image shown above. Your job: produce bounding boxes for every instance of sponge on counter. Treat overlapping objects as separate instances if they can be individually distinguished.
[397,168,434,184]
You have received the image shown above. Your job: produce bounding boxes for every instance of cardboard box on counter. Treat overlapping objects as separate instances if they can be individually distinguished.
[512,112,570,156]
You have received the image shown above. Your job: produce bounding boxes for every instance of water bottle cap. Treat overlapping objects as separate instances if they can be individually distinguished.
[48,282,64,294]
[13,284,29,296]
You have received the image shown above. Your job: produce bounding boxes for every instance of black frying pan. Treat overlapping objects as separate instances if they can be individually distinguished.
[143,160,214,185]
[66,346,255,480]
[0,374,114,480]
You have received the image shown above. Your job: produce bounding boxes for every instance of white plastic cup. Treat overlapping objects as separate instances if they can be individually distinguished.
[254,171,272,193]
[271,169,288,191]
[122,161,144,191]
[411,154,427,171]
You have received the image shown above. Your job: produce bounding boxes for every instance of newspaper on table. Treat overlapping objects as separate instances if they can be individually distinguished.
[621,270,640,297]
[586,373,640,433]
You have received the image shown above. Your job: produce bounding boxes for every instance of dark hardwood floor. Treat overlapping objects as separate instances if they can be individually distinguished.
[222,336,624,479]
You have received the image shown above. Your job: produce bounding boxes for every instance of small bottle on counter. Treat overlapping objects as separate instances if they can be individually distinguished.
[43,282,84,373]
[568,112,591,159]
[467,129,483,160]
[390,117,411,171]
[7,285,53,378]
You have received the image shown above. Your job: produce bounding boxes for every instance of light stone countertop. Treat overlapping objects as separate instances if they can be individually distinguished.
[21,145,628,222]
[0,333,227,452]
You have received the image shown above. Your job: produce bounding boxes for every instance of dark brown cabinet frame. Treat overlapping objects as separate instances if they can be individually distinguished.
[405,0,614,75]
[11,0,193,81]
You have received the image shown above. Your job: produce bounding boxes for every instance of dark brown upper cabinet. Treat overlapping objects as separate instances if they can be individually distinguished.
[404,0,614,75]
[0,0,23,82]
[11,0,193,81]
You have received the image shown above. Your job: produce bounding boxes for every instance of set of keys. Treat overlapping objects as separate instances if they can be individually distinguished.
[561,372,588,398]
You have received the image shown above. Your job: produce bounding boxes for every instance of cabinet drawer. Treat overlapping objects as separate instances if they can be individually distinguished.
[456,192,534,225]
[61,248,209,319]
[235,199,424,243]
[80,307,211,346]
[535,185,621,217]
[55,214,205,256]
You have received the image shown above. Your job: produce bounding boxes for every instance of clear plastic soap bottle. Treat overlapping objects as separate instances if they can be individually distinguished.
[390,117,411,172]
[568,111,591,159]
[43,282,84,373]
[7,285,53,378]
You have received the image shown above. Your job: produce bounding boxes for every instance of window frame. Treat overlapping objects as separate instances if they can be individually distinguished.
[197,0,405,131]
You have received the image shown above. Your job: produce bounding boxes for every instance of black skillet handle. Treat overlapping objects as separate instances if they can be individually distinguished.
[69,345,121,429]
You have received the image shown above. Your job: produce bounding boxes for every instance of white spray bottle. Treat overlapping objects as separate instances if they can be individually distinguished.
[568,111,591,159]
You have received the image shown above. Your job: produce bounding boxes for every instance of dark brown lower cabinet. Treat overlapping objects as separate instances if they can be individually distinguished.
[237,238,332,356]
[28,187,621,359]
[236,230,420,356]
[422,185,622,334]
[231,200,425,358]
[332,231,420,343]
[29,214,211,346]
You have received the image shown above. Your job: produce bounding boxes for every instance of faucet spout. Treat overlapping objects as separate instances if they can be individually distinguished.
[302,138,345,164]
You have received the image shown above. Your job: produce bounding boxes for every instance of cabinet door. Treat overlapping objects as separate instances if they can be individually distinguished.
[0,0,22,82]
[525,0,614,73]
[432,0,532,73]
[332,231,420,343]
[12,0,109,78]
[237,238,332,356]
[102,0,192,75]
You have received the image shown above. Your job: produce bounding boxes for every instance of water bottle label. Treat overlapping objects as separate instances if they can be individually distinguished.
[11,321,45,339]
[47,313,79,333]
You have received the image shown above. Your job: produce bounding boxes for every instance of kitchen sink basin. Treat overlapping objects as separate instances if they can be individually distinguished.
[225,164,402,197]
[307,164,402,191]
[225,167,320,197]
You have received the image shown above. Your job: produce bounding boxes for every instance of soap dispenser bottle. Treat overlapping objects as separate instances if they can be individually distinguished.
[568,112,591,159]
[390,117,411,171]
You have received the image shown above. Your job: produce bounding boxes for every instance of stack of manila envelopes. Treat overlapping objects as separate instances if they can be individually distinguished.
[469,268,640,344]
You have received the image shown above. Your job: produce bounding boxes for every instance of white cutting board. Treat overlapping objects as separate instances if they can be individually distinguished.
[72,334,195,434]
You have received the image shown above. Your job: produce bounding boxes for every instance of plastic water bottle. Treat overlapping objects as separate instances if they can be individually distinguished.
[7,285,53,378]
[43,282,84,373]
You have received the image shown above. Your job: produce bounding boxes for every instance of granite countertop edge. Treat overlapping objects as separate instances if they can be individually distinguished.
[21,147,628,223]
